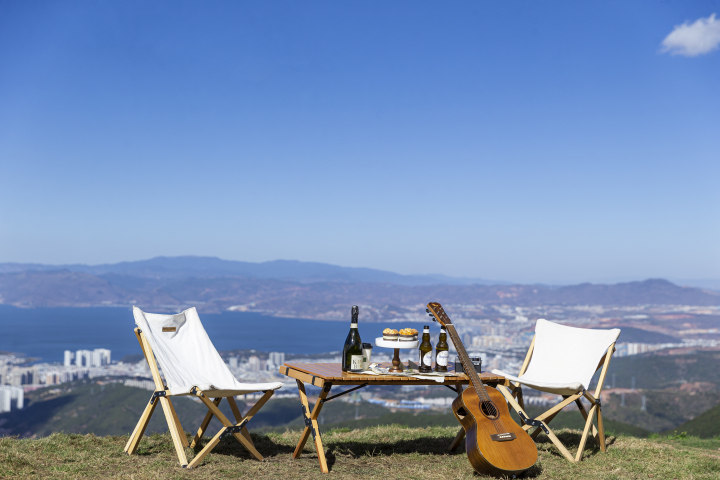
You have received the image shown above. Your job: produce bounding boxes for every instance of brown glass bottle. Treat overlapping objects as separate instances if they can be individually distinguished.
[418,325,432,373]
[435,326,449,372]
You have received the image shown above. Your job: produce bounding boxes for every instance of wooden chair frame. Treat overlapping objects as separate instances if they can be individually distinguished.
[496,336,616,463]
[123,327,274,468]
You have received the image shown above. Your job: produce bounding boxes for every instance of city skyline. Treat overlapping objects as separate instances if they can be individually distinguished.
[1,2,718,284]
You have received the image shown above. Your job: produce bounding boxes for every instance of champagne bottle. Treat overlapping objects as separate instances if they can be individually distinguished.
[342,305,363,372]
[419,325,432,373]
[435,326,449,372]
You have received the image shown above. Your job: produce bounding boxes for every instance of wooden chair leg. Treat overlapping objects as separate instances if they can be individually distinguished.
[575,404,597,462]
[544,425,576,463]
[228,396,255,448]
[187,422,226,469]
[448,427,465,452]
[160,397,188,466]
[125,396,157,454]
[191,398,221,448]
[166,397,189,447]
[575,398,600,445]
[597,405,607,452]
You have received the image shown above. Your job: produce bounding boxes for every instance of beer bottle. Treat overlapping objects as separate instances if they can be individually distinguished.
[435,326,449,372]
[342,305,363,372]
[419,325,432,373]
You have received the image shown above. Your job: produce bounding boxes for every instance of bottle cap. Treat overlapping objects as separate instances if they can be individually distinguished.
[423,325,430,331]
[362,343,373,349]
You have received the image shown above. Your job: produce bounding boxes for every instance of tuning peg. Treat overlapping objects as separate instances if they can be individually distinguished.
[425,309,430,313]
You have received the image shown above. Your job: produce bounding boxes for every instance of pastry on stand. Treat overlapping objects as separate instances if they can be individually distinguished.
[375,337,419,372]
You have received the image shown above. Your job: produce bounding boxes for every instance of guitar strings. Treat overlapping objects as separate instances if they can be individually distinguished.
[444,320,509,435]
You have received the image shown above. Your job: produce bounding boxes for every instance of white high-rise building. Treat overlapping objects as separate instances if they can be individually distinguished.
[228,357,238,369]
[64,350,74,367]
[0,385,24,413]
[247,356,260,372]
[268,352,285,367]
[92,349,111,366]
[74,350,93,367]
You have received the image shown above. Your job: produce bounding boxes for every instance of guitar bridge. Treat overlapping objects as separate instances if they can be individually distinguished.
[490,433,516,442]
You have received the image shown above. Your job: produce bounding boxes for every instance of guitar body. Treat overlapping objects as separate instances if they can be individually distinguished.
[453,386,538,476]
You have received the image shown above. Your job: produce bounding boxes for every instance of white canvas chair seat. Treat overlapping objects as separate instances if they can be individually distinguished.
[133,307,282,395]
[493,374,583,396]
[124,307,283,469]
[493,319,620,396]
[492,319,620,463]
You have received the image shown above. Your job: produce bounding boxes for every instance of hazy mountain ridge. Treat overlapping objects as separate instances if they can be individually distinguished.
[0,256,505,286]
[0,264,718,319]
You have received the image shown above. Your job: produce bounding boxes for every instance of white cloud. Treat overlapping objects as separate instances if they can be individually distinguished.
[660,13,720,57]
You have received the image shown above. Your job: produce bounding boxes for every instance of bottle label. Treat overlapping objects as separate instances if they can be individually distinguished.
[422,352,433,367]
[436,351,449,366]
[350,323,358,328]
[350,355,364,371]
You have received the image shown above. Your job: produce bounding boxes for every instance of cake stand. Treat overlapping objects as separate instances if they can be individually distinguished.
[375,337,419,372]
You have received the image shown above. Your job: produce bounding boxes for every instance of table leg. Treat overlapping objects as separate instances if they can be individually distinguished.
[448,384,465,452]
[293,379,333,473]
[389,348,403,372]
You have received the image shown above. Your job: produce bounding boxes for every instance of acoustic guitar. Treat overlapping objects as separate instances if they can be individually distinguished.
[426,302,537,477]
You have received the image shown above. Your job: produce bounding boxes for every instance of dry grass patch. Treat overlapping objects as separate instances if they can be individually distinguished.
[1,426,719,479]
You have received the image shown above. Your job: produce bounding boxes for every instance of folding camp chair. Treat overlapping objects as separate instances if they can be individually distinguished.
[124,307,283,468]
[492,319,620,463]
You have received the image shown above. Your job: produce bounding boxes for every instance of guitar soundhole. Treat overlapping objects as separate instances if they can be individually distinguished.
[480,401,499,419]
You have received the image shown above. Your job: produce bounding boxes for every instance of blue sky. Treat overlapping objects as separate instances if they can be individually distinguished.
[1,1,718,284]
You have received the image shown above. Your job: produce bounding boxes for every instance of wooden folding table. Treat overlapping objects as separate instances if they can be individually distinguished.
[279,362,505,473]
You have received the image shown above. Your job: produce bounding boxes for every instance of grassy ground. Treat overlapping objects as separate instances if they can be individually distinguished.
[2,426,719,479]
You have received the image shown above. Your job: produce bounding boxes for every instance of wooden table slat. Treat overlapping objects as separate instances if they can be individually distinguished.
[281,362,505,384]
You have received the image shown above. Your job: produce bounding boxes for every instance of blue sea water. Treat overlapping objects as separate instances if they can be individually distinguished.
[0,305,428,363]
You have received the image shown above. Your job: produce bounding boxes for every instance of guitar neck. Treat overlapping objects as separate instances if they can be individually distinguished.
[444,323,490,402]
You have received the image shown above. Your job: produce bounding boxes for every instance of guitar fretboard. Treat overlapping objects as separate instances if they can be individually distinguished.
[427,302,491,403]
[444,324,491,402]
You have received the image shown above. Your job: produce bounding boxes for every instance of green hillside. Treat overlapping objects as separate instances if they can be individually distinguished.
[0,381,225,437]
[595,350,720,390]
[664,403,720,438]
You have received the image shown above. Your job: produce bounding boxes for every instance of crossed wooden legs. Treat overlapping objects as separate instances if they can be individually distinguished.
[124,392,189,465]
[124,389,274,468]
[186,389,273,468]
[496,384,605,462]
[293,379,333,473]
[291,379,470,472]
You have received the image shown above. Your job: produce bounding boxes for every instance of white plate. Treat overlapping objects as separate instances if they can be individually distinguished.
[375,337,419,349]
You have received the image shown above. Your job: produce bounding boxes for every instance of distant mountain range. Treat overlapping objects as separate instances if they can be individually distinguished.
[0,257,718,319]
[0,256,505,286]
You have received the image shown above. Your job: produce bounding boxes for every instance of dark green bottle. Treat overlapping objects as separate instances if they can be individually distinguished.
[435,326,449,372]
[342,305,363,372]
[419,325,432,373]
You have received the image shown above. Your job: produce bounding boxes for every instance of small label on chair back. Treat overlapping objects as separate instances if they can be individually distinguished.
[162,327,177,332]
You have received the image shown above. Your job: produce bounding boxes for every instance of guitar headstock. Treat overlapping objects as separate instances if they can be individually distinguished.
[426,302,452,327]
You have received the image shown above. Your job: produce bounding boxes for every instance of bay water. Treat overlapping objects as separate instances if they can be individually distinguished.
[0,305,428,363]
